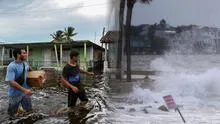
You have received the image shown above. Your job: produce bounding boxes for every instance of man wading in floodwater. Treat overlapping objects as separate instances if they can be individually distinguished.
[5,48,33,119]
[61,51,94,107]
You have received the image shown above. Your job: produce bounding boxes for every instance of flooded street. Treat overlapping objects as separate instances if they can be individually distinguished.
[0,73,110,124]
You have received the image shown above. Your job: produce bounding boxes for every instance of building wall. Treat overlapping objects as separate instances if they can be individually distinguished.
[29,47,43,61]
[29,47,44,67]
[58,45,94,69]
[94,48,102,61]
[79,46,93,70]
[86,47,93,62]
[1,48,13,60]
[62,50,70,62]
[109,43,117,68]
[0,47,13,65]
[43,48,52,66]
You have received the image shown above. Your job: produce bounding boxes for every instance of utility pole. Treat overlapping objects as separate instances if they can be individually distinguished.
[94,32,97,44]
[116,0,125,80]
[102,27,105,47]
[102,27,105,72]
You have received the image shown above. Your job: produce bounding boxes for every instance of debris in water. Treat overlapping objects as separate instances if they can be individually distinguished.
[158,105,169,112]
[129,108,136,112]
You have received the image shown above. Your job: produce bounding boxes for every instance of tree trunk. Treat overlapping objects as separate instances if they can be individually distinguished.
[54,44,59,67]
[116,0,125,80]
[60,44,63,66]
[125,1,134,82]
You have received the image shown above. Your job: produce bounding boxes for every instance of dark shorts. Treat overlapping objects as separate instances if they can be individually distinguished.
[68,84,88,107]
[8,94,32,116]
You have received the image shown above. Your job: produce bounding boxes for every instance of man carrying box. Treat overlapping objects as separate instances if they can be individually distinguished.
[5,48,33,119]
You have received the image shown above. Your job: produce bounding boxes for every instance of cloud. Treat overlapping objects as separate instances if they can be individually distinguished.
[0,0,110,43]
[132,0,220,27]
[32,17,52,21]
[53,0,82,8]
[75,0,109,18]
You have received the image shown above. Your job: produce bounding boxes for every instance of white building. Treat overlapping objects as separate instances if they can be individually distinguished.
[170,26,220,54]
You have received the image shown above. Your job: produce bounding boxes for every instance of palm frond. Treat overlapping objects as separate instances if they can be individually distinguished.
[63,26,77,41]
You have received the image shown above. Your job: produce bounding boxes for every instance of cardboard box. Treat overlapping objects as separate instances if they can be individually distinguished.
[27,70,46,87]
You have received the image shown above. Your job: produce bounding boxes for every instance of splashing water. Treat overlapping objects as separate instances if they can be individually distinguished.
[108,54,220,124]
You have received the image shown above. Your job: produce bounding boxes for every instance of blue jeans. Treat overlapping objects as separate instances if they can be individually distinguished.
[8,94,32,116]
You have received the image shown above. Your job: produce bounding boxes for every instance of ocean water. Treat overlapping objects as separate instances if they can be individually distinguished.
[107,54,220,124]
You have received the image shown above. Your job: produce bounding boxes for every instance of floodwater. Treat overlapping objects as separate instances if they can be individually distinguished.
[106,54,220,124]
[1,54,220,124]
[0,73,109,124]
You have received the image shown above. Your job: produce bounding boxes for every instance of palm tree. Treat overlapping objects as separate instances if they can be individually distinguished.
[159,19,167,29]
[50,30,64,42]
[50,27,77,67]
[64,26,78,42]
[116,0,125,80]
[50,30,65,67]
[125,0,152,81]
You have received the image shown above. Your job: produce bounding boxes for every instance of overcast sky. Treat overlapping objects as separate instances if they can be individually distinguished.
[132,0,220,27]
[1,0,220,43]
[0,0,110,44]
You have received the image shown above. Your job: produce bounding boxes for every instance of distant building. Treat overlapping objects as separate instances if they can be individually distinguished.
[172,26,220,53]
[100,31,118,68]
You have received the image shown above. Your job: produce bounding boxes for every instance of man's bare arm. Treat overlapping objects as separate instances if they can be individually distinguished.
[79,68,94,75]
[60,76,78,93]
[8,80,31,95]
